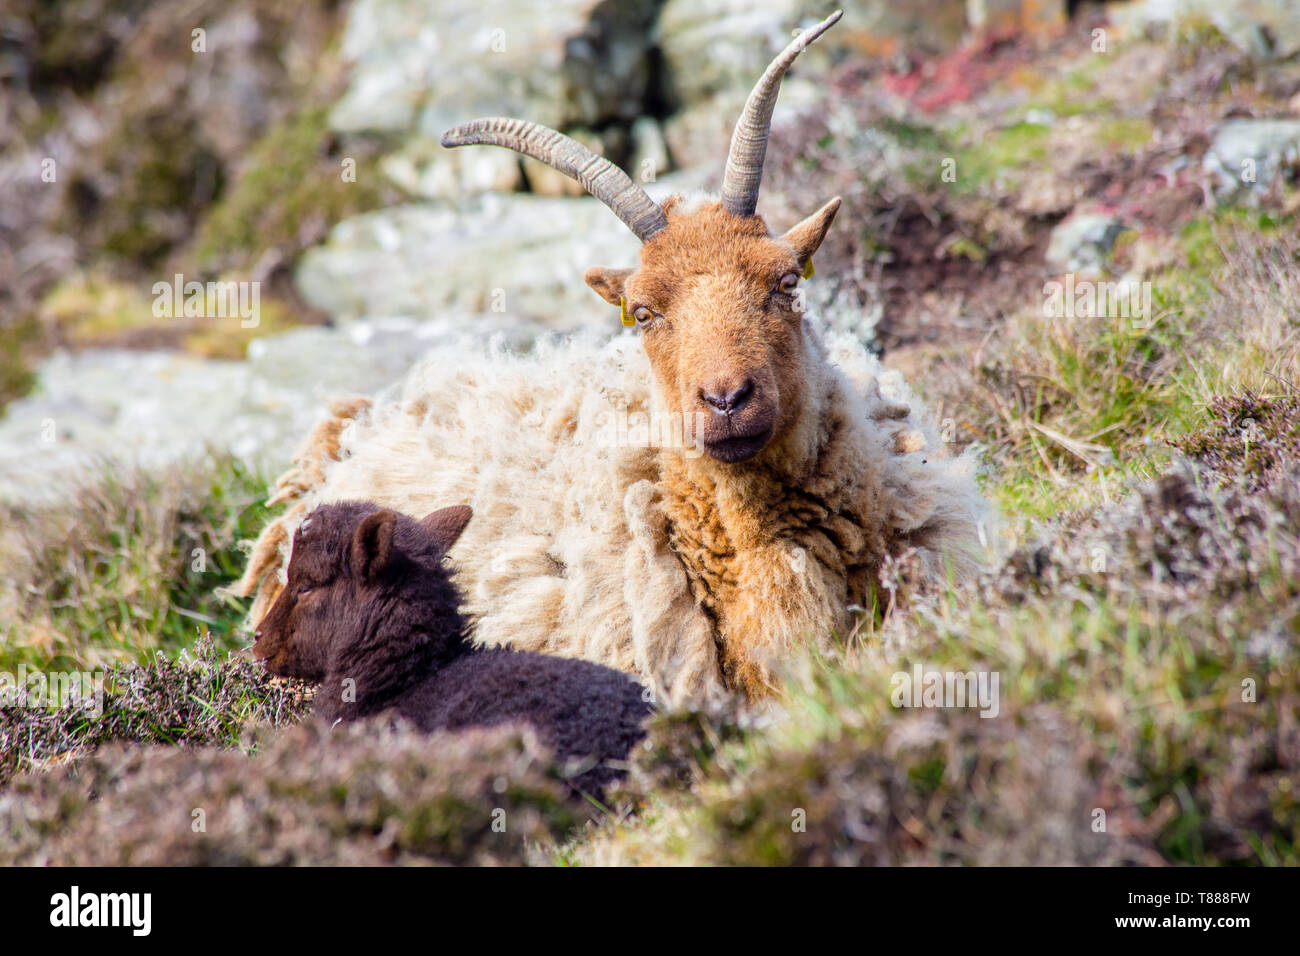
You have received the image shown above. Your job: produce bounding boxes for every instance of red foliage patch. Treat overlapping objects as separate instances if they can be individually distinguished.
[880,33,1037,113]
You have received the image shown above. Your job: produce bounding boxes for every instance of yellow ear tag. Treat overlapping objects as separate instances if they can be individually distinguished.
[802,258,815,280]
[619,295,635,327]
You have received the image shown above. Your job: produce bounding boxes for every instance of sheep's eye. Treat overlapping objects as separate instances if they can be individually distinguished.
[632,306,654,326]
[777,273,799,295]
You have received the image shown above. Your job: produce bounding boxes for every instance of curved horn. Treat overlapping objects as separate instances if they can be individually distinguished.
[720,9,843,218]
[441,118,668,242]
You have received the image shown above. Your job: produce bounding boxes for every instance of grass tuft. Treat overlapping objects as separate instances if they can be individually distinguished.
[0,454,276,672]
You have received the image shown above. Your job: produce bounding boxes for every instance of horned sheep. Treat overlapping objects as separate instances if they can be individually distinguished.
[235,11,988,704]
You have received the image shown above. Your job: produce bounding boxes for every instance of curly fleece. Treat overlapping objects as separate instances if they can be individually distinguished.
[234,323,988,704]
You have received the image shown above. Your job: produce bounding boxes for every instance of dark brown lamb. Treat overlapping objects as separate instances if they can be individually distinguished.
[252,500,653,800]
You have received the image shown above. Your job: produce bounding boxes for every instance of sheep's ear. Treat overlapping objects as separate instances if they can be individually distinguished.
[351,509,399,581]
[584,266,633,307]
[780,197,841,270]
[420,504,473,556]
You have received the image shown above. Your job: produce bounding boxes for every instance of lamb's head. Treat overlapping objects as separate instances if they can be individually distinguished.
[442,10,843,465]
[252,501,473,684]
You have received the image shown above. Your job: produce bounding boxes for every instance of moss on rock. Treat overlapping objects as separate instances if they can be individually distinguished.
[193,104,388,276]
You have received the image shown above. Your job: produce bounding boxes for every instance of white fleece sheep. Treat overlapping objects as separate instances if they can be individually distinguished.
[235,315,988,705]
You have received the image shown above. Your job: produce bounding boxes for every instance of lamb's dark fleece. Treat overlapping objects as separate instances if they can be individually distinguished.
[253,500,652,799]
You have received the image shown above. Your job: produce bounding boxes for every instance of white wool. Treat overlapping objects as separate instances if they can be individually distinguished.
[249,322,989,705]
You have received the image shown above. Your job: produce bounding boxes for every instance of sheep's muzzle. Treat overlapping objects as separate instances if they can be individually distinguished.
[695,383,777,463]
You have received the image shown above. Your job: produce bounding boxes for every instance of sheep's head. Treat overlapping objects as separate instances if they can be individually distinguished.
[585,197,839,462]
[252,501,473,682]
[442,10,843,465]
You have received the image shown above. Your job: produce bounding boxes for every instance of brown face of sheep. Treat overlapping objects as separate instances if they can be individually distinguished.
[252,501,473,680]
[585,197,840,464]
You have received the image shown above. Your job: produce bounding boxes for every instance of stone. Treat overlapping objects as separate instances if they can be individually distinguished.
[1203,118,1300,199]
[1045,211,1130,275]
[0,317,562,503]
[1112,0,1300,60]
[662,89,748,176]
[629,117,672,187]
[661,74,825,177]
[293,193,646,325]
[329,0,660,138]
[380,136,524,200]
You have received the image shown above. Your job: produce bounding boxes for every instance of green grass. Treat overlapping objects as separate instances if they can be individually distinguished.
[0,454,276,672]
[954,121,1053,188]
[888,119,1053,194]
[956,213,1300,522]
[991,456,1167,521]
[1096,116,1155,152]
[35,268,305,360]
[1027,63,1112,118]
[969,304,1197,519]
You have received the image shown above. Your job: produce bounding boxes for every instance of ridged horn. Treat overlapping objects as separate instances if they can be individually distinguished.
[441,118,668,242]
[720,9,842,218]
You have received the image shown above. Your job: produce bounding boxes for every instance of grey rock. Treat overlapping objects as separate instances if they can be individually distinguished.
[0,317,562,503]
[293,194,646,325]
[380,135,524,201]
[1113,0,1300,60]
[329,0,660,138]
[659,0,816,110]
[1203,118,1300,198]
[1046,212,1130,275]
[661,75,826,176]
[629,117,672,187]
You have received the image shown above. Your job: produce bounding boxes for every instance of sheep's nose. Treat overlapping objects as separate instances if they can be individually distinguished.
[702,379,753,414]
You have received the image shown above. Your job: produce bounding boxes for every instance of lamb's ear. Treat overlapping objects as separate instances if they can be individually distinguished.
[351,509,399,581]
[780,197,841,269]
[419,504,473,556]
[584,266,633,306]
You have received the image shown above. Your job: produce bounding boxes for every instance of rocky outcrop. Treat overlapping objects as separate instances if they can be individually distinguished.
[1203,118,1300,199]
[330,0,664,198]
[0,316,555,503]
[293,193,644,324]
[330,0,662,136]
[1114,0,1300,60]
